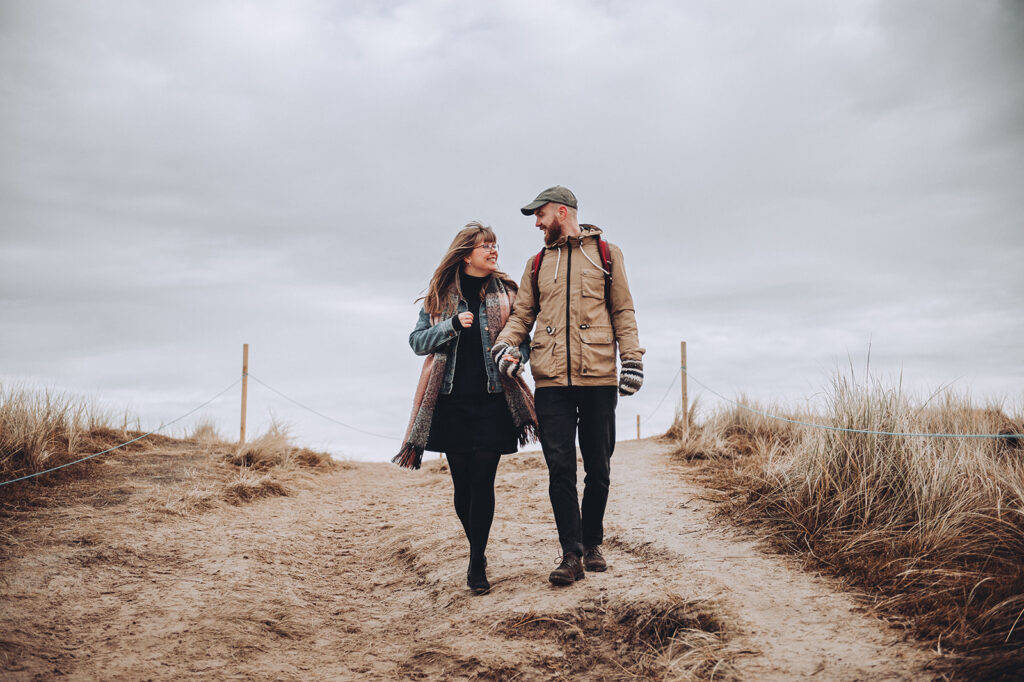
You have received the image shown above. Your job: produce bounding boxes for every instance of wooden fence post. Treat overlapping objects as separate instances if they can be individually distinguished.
[240,343,249,444]
[680,341,688,439]
[637,414,641,440]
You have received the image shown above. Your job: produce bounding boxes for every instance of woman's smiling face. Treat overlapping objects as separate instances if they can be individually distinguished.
[463,239,498,275]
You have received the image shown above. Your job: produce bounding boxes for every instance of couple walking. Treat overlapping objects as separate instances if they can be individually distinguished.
[395,186,645,594]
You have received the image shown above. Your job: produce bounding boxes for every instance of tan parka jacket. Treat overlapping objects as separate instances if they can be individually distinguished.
[495,225,645,388]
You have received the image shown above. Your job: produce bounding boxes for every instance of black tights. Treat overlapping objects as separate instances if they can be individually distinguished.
[446,451,501,564]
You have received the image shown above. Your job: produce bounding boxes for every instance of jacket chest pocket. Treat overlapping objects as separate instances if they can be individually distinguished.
[579,326,616,378]
[581,269,605,299]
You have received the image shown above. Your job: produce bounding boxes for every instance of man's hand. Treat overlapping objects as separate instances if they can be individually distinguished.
[490,342,524,378]
[618,359,644,396]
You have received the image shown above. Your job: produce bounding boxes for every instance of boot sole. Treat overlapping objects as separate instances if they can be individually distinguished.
[467,574,490,594]
[584,564,607,572]
[548,572,585,586]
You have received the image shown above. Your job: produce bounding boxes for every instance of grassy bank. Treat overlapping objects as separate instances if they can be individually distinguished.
[0,385,333,506]
[665,373,1024,679]
[0,385,137,491]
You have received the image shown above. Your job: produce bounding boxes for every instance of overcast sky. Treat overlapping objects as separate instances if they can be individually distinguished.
[2,0,1022,460]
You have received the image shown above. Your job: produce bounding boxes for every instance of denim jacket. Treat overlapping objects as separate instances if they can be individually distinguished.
[409,300,531,395]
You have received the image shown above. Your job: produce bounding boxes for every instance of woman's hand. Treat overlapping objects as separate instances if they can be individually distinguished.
[457,311,474,328]
[490,342,524,377]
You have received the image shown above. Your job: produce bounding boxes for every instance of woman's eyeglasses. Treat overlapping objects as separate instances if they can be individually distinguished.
[475,243,499,252]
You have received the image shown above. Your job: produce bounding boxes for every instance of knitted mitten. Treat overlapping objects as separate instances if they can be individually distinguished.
[490,342,524,378]
[618,359,644,396]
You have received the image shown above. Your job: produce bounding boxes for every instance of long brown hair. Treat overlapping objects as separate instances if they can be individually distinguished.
[419,221,515,315]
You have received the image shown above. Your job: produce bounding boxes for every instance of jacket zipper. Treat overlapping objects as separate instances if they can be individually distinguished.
[565,240,573,387]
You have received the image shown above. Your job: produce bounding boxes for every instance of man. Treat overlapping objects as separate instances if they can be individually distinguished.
[491,185,644,585]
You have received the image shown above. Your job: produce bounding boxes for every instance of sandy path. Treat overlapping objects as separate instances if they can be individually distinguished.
[1,439,937,680]
[606,440,934,680]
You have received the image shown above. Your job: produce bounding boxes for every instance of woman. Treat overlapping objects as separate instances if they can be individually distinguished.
[394,222,537,595]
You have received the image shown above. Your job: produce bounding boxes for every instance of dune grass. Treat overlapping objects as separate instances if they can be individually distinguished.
[227,422,334,471]
[147,422,335,515]
[1,386,334,513]
[0,385,136,490]
[496,595,734,680]
[664,372,1024,678]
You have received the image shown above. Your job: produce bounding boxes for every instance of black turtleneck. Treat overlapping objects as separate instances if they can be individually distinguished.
[451,271,488,395]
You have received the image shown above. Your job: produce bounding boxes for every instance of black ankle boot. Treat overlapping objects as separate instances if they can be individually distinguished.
[467,556,489,594]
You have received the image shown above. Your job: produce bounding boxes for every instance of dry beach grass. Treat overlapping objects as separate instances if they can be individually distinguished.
[0,384,135,492]
[666,371,1024,679]
[0,383,333,511]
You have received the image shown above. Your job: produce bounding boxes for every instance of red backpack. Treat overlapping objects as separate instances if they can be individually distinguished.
[531,225,612,309]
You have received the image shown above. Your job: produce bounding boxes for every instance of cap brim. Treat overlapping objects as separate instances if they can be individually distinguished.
[520,200,547,216]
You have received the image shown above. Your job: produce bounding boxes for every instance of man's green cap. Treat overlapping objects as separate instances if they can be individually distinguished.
[521,186,578,215]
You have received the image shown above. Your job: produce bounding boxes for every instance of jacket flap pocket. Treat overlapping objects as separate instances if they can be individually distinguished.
[580,269,605,298]
[579,327,614,345]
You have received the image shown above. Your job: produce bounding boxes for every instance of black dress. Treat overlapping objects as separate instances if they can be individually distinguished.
[425,272,519,455]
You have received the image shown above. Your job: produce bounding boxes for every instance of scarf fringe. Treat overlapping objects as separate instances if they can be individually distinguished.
[517,423,539,447]
[392,442,424,470]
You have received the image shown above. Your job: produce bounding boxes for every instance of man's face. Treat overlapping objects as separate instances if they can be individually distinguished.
[534,203,563,245]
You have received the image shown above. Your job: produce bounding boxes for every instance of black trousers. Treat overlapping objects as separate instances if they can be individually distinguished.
[446,451,501,565]
[535,386,617,556]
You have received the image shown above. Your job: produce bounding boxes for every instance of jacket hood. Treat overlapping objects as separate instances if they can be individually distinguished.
[545,223,604,249]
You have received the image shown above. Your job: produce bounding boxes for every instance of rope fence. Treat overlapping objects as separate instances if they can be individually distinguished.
[673,366,1023,440]
[0,371,414,489]
[246,373,402,441]
[642,367,681,424]
[5,348,1020,488]
[254,362,1019,442]
[0,377,243,488]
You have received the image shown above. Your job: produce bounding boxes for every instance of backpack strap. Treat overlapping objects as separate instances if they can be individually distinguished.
[530,249,545,310]
[596,237,612,304]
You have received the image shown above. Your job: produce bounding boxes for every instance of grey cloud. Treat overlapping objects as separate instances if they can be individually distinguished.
[2,0,1022,458]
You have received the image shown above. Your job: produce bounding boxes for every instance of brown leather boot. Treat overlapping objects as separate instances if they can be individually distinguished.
[583,545,607,572]
[548,552,585,585]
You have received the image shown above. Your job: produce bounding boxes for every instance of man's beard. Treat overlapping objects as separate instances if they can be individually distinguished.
[543,222,562,246]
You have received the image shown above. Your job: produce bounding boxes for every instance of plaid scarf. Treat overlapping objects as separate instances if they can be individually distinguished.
[393,276,538,469]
